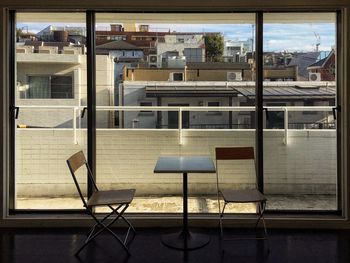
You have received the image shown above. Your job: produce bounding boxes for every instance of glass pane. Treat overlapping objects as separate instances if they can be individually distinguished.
[51,75,74,98]
[95,13,256,214]
[263,13,338,211]
[27,76,50,98]
[15,12,87,209]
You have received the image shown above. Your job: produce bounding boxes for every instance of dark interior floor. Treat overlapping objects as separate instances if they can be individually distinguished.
[1,227,350,263]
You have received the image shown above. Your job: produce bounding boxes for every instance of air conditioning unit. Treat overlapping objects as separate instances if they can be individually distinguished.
[38,46,58,54]
[227,71,242,81]
[149,55,158,67]
[309,72,321,81]
[63,47,82,55]
[16,45,34,54]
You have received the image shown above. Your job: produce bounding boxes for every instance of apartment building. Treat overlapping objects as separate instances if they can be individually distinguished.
[16,43,115,128]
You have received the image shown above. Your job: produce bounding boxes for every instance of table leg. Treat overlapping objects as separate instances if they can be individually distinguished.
[161,172,210,250]
[183,172,188,239]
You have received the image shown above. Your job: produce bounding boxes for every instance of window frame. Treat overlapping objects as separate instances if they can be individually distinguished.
[4,9,345,223]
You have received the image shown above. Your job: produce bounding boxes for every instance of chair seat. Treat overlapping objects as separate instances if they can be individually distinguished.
[88,189,136,207]
[220,189,266,203]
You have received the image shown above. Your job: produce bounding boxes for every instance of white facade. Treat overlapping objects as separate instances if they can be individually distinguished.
[224,39,253,62]
[155,34,205,67]
[16,51,115,128]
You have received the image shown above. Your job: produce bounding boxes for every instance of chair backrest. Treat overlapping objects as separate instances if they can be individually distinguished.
[67,151,86,173]
[66,151,98,208]
[215,147,257,189]
[216,147,254,160]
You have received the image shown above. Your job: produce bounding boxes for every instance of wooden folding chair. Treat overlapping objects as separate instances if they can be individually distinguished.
[215,147,269,250]
[67,151,136,256]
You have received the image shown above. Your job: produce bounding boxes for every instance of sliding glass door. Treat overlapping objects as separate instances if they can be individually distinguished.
[13,12,87,210]
[262,13,339,211]
[94,13,257,214]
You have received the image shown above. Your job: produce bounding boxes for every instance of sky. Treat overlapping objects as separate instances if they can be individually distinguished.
[17,22,336,52]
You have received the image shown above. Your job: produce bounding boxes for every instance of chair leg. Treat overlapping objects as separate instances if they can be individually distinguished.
[254,202,264,231]
[86,206,122,238]
[219,202,227,240]
[75,204,130,256]
[121,215,137,234]
[109,205,136,246]
[255,202,270,253]
[109,205,136,235]
[218,200,270,253]
[255,202,268,237]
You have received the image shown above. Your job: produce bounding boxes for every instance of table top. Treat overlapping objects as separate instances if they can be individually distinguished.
[154,156,216,173]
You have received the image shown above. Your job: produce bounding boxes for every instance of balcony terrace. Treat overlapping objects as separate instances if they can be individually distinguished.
[14,106,337,212]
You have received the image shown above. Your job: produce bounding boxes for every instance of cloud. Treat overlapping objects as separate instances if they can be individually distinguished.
[263,23,335,51]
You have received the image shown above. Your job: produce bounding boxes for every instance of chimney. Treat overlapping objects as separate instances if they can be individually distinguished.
[53,30,68,42]
[111,24,123,32]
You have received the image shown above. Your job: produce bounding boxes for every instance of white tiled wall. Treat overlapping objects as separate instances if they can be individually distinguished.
[15,129,337,197]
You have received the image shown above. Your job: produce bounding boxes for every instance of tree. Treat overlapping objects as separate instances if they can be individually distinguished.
[204,34,224,62]
[16,28,23,42]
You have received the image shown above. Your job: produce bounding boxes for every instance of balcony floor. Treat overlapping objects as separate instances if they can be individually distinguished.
[16,194,337,212]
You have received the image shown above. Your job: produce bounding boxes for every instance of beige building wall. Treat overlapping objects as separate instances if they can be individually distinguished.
[123,67,297,81]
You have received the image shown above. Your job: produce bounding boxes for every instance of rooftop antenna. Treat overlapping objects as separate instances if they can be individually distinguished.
[313,32,321,52]
[251,24,254,53]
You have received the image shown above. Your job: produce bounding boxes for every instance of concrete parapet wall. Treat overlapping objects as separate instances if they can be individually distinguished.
[15,129,337,197]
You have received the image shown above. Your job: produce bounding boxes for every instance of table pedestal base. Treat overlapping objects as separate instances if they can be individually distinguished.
[161,231,210,250]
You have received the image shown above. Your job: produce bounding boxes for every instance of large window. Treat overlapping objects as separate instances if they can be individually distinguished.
[10,11,341,215]
[95,12,256,213]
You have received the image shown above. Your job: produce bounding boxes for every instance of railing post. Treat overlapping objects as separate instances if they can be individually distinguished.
[179,107,182,145]
[73,107,77,144]
[284,108,288,145]
[78,107,81,129]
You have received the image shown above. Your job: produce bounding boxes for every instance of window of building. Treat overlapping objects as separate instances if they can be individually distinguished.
[26,75,73,99]
[207,101,222,115]
[139,101,154,115]
[171,72,184,81]
[303,99,317,115]
[208,101,220,107]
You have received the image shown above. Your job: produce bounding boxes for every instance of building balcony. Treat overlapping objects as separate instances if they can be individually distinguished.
[14,105,337,212]
[16,52,84,64]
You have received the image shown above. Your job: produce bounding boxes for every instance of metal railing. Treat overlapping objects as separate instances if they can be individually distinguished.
[14,105,336,145]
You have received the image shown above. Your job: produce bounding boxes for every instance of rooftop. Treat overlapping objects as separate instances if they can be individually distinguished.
[287,52,320,78]
[186,62,251,70]
[307,50,335,69]
[97,40,143,50]
[235,86,336,99]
